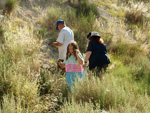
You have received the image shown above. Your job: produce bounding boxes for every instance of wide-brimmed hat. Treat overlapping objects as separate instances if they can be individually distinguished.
[87,32,101,39]
[56,20,64,30]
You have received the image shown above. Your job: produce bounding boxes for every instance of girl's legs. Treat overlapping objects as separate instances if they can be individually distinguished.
[66,73,82,91]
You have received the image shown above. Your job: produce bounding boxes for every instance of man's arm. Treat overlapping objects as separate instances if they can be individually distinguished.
[52,41,63,47]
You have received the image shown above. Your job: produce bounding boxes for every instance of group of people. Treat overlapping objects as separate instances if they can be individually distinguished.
[52,20,110,90]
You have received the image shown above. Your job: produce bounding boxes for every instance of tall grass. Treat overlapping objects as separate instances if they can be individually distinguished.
[110,41,143,64]
[0,63,43,112]
[59,98,100,113]
[125,2,149,26]
[110,40,150,86]
[71,72,150,112]
[0,0,150,112]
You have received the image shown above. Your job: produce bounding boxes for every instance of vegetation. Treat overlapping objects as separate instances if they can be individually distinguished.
[0,25,5,43]
[0,0,150,112]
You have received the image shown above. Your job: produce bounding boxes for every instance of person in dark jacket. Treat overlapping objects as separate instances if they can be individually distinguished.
[83,32,110,79]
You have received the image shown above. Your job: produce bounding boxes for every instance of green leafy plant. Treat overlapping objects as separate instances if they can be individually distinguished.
[76,0,99,17]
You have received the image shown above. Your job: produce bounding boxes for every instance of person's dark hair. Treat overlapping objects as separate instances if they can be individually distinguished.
[89,36,104,44]
[66,41,79,60]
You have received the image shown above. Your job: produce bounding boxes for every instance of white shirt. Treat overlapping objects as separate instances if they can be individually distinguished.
[56,26,74,60]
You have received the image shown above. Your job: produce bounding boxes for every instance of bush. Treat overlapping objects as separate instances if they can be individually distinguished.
[43,7,63,32]
[5,0,18,14]
[63,8,77,28]
[74,12,98,52]
[125,2,149,26]
[39,69,68,99]
[59,98,100,113]
[39,69,69,112]
[0,25,5,44]
[0,79,11,101]
[34,27,47,39]
[72,76,127,109]
[110,41,143,64]
[0,50,13,101]
[3,30,39,61]
[0,95,17,113]
[0,94,44,113]
[75,0,99,17]
[129,55,150,81]
[70,71,150,112]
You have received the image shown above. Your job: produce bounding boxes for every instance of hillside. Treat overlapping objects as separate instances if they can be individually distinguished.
[0,0,150,112]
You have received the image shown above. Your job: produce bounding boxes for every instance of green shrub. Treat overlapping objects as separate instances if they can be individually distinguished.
[129,55,150,80]
[39,69,69,112]
[110,40,150,82]
[0,94,44,113]
[0,95,17,113]
[0,25,5,44]
[2,31,39,62]
[110,41,150,82]
[39,69,68,98]
[0,51,13,100]
[72,75,127,109]
[5,0,18,15]
[63,8,77,28]
[59,98,100,113]
[75,0,99,17]
[110,41,143,64]
[109,94,150,113]
[43,7,63,32]
[39,70,54,95]
[74,12,98,52]
[125,2,149,26]
[71,71,150,112]
[34,27,46,39]
[0,79,11,101]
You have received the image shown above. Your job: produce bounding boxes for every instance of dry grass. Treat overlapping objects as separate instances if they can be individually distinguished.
[0,0,150,112]
[125,2,149,25]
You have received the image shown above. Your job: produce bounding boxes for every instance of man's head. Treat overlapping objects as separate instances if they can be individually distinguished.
[56,20,65,31]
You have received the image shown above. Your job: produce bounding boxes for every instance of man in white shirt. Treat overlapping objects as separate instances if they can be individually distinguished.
[52,20,74,72]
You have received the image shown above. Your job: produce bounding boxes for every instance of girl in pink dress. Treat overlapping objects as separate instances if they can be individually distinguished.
[59,41,84,90]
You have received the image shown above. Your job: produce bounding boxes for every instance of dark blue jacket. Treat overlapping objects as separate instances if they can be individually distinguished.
[87,40,110,70]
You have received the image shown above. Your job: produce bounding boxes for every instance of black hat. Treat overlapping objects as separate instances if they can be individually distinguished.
[87,32,101,39]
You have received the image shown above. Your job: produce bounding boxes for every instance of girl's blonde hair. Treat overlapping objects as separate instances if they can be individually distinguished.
[66,41,79,60]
